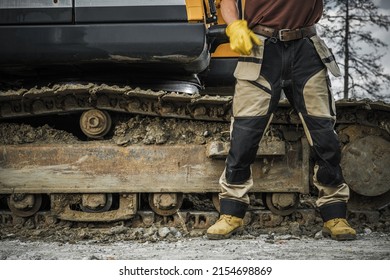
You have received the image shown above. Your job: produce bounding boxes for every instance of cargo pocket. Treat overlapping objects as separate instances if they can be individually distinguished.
[233,36,265,81]
[310,35,341,77]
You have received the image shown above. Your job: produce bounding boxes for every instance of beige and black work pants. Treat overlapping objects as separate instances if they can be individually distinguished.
[219,34,350,221]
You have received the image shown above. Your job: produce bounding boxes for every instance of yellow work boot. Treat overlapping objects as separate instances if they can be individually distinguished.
[322,218,356,241]
[206,214,243,240]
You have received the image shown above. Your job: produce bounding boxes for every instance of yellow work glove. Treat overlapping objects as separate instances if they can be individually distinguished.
[226,20,261,55]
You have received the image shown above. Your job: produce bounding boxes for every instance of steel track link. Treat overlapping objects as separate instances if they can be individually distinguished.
[0,207,385,235]
[0,209,318,230]
[0,83,233,121]
[1,83,389,129]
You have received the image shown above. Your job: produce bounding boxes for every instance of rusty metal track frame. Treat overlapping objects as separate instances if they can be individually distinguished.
[0,139,309,195]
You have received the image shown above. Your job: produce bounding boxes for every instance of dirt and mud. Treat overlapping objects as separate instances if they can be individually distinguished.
[112,115,230,146]
[0,122,78,144]
[1,214,389,260]
[0,115,230,145]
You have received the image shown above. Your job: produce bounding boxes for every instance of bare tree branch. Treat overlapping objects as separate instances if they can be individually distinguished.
[321,0,390,101]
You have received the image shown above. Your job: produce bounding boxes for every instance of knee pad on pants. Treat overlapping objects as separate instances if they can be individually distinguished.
[225,116,269,184]
[225,167,251,184]
[316,161,344,187]
[303,116,344,186]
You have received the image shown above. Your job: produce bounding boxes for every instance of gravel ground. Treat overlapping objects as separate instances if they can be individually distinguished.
[1,232,388,280]
[1,230,389,260]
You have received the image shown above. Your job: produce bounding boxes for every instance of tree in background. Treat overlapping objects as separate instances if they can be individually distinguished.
[319,0,390,101]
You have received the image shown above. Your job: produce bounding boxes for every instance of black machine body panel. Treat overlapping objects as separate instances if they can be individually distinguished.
[0,0,210,83]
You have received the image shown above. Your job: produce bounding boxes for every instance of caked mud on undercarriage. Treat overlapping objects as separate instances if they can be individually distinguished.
[0,83,389,235]
[0,1,389,236]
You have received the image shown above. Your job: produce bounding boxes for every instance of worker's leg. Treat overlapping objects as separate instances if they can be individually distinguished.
[289,37,356,240]
[207,38,282,239]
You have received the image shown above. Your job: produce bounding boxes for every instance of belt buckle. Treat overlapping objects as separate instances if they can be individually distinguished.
[278,29,290,41]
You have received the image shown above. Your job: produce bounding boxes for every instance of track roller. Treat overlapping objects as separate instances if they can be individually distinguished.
[7,194,42,217]
[341,135,390,197]
[263,192,299,216]
[79,109,112,138]
[148,193,184,216]
[79,194,113,213]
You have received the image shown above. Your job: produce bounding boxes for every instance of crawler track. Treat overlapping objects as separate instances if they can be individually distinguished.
[2,83,388,128]
[0,83,389,232]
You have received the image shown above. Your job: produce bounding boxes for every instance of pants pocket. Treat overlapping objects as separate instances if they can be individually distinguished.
[233,35,265,81]
[310,35,341,77]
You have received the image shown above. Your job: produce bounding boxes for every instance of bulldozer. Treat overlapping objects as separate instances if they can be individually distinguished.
[0,0,389,230]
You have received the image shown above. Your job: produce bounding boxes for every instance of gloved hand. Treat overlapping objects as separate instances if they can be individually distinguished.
[226,20,261,55]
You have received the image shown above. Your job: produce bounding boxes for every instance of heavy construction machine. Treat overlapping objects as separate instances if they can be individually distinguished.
[0,0,389,230]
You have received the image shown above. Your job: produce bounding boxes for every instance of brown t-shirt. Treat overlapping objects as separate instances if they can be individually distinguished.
[244,0,323,29]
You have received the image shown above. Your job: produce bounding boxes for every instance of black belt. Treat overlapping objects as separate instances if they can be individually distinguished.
[252,24,317,41]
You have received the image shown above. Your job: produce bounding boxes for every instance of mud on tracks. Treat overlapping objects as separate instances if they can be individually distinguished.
[0,115,230,145]
[0,116,390,260]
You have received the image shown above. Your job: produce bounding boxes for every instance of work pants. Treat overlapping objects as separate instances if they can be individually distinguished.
[219,35,349,221]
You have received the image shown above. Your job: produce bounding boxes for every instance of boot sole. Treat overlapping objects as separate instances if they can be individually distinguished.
[322,230,357,241]
[206,227,243,240]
